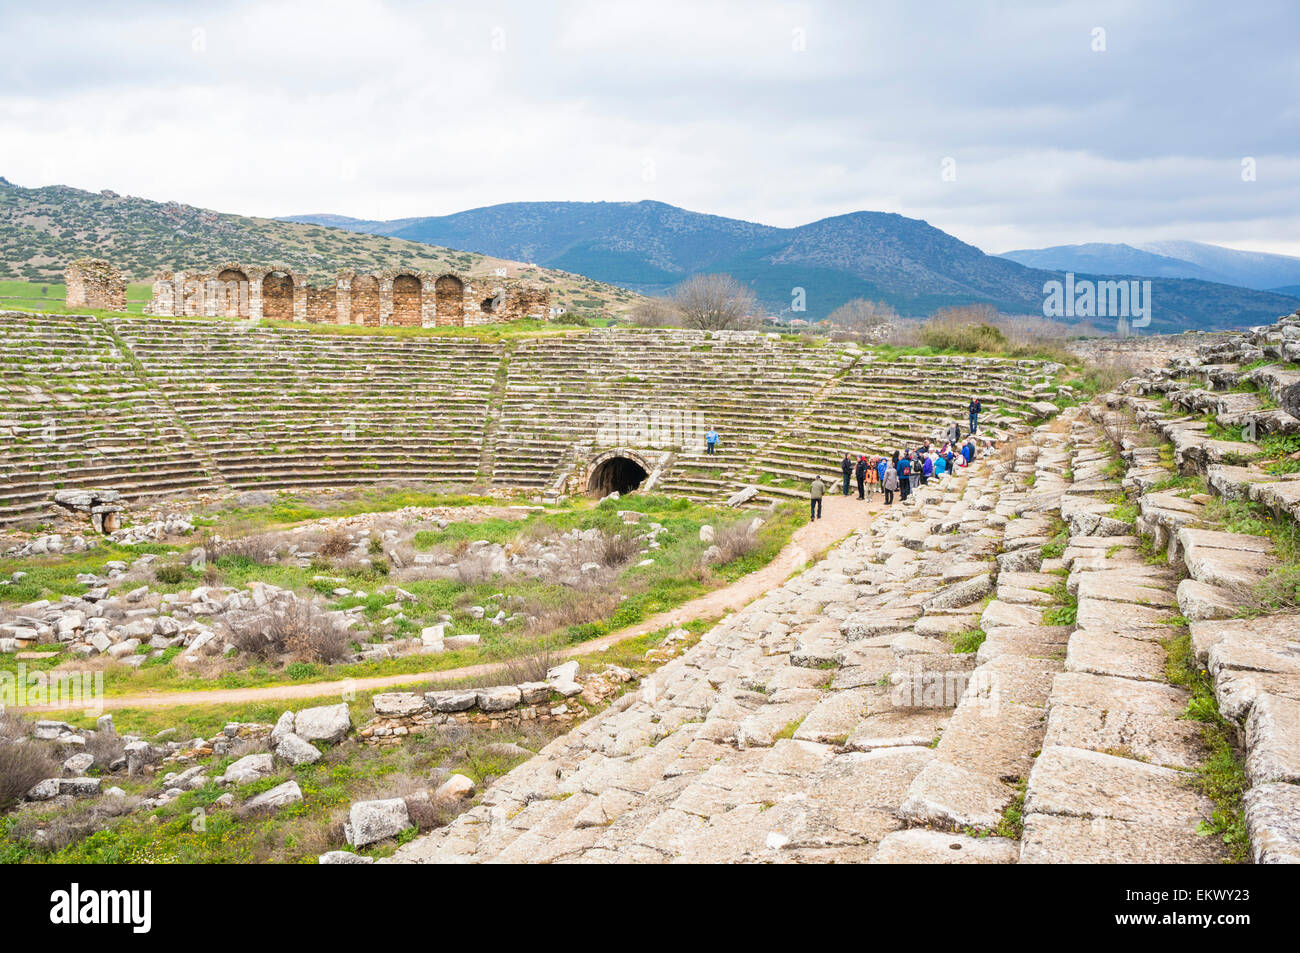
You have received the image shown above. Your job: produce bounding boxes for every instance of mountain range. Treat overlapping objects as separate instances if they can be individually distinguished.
[285,201,1299,331]
[1000,240,1300,292]
[0,175,1293,333]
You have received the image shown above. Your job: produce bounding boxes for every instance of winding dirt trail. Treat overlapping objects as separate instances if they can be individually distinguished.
[36,491,885,713]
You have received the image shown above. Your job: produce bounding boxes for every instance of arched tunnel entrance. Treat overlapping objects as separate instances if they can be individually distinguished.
[587,455,648,497]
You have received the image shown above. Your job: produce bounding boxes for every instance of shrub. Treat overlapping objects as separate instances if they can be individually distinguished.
[206,531,278,563]
[85,729,125,770]
[318,528,352,558]
[711,520,760,565]
[0,739,57,812]
[920,314,1006,352]
[405,794,441,831]
[226,599,351,663]
[154,564,185,585]
[598,532,641,567]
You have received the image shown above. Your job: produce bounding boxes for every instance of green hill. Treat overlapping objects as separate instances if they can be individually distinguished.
[0,178,640,315]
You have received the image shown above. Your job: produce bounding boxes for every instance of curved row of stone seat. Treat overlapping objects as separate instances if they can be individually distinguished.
[108,316,501,492]
[706,356,1055,506]
[495,330,853,489]
[1014,414,1228,862]
[1134,310,1300,440]
[0,312,214,523]
[1089,355,1300,861]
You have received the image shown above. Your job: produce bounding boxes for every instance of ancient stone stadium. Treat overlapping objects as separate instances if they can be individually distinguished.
[2,302,1299,868]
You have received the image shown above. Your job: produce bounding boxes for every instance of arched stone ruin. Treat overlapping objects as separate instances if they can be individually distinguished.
[586,453,650,497]
[144,263,548,327]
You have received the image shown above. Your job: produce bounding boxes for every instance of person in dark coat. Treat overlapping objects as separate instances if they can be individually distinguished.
[841,453,853,496]
[969,397,982,434]
[854,455,868,499]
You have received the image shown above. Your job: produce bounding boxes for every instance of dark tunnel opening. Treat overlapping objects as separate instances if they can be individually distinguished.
[587,456,648,497]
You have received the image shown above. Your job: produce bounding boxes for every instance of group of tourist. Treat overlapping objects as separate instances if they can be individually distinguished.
[830,437,976,508]
[705,394,986,523]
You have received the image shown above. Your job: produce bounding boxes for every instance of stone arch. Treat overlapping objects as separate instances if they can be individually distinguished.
[352,274,380,327]
[216,267,249,318]
[391,274,422,327]
[261,271,294,322]
[586,448,653,497]
[435,274,465,326]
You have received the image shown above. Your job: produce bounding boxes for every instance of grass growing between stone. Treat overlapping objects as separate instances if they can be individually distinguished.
[1201,496,1300,615]
[1041,582,1078,627]
[949,628,986,654]
[1161,629,1250,863]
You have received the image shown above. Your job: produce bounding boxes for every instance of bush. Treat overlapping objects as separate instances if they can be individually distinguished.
[85,730,125,771]
[206,532,278,563]
[711,520,761,565]
[920,311,1007,352]
[226,599,351,663]
[554,312,590,326]
[318,528,352,558]
[154,564,185,585]
[0,738,57,812]
[598,532,641,567]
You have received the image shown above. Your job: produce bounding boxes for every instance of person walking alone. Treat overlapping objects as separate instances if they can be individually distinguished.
[809,474,825,521]
[705,427,719,455]
[841,453,853,496]
[968,397,981,435]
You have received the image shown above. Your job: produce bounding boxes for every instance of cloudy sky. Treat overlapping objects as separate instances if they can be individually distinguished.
[2,0,1297,255]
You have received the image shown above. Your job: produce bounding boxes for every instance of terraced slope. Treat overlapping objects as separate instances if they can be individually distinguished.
[0,313,213,524]
[0,311,1054,526]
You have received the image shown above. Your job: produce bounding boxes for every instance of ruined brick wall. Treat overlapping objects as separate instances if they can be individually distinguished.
[351,274,380,327]
[143,264,549,328]
[305,285,337,324]
[261,272,294,322]
[65,258,126,311]
[434,275,465,326]
[391,274,422,327]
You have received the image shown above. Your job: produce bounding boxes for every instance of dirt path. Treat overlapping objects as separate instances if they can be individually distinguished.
[36,492,885,713]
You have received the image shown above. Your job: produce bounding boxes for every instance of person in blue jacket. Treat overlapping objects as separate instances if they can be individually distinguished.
[896,452,912,503]
[705,428,718,454]
[961,440,975,465]
[876,455,888,487]
[933,451,947,478]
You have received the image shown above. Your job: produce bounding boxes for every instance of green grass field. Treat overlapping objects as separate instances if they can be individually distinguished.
[0,280,153,314]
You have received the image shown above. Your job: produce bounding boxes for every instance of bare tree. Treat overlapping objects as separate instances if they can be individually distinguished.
[672,274,758,330]
[826,297,897,331]
[628,296,682,328]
